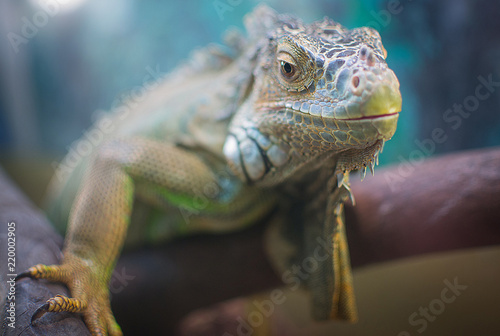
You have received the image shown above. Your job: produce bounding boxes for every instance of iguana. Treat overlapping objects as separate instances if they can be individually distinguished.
[17,5,401,335]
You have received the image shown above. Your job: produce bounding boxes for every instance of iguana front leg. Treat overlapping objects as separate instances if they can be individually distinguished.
[17,138,270,336]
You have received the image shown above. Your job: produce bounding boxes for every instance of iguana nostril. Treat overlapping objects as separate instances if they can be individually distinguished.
[350,73,365,96]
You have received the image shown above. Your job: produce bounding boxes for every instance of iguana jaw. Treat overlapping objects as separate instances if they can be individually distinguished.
[254,99,400,150]
[224,83,401,186]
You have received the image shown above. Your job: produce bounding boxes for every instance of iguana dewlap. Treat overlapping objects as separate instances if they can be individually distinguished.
[18,5,401,335]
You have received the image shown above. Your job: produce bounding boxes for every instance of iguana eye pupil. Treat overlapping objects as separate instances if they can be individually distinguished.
[283,62,292,73]
[280,61,295,78]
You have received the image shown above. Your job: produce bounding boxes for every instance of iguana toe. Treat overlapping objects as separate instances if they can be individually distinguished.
[31,294,87,322]
[16,264,68,282]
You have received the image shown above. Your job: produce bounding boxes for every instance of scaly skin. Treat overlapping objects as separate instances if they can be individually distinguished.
[17,5,401,335]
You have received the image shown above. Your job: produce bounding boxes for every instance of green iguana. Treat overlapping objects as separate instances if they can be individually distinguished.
[18,5,401,335]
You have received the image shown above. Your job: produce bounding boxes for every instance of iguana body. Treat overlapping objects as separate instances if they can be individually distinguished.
[19,5,401,335]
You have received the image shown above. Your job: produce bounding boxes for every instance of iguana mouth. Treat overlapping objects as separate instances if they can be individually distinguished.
[261,103,399,119]
[346,112,399,120]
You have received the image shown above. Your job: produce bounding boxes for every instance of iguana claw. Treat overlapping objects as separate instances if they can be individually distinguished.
[17,262,122,336]
[15,271,31,281]
[16,266,44,281]
[31,303,49,323]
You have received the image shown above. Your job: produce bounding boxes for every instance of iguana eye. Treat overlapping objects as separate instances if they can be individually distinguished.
[280,61,297,79]
[276,42,313,91]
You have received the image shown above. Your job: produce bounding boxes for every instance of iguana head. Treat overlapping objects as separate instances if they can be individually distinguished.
[224,5,402,186]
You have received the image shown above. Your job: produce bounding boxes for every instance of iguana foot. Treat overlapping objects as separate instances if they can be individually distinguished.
[17,263,123,336]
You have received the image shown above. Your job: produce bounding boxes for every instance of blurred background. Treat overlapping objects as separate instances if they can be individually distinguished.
[1,0,499,335]
[1,0,499,204]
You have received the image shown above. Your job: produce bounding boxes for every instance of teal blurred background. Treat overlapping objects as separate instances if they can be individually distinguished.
[1,0,499,202]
